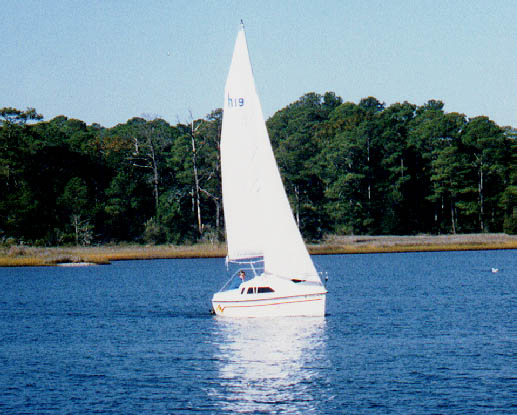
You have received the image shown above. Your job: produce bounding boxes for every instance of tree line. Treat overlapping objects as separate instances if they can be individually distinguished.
[1,93,515,246]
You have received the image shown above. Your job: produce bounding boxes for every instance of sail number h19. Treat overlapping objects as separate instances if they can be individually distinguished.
[227,95,245,107]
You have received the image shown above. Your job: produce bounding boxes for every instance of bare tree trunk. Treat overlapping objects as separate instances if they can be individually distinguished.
[149,137,159,216]
[450,198,456,234]
[367,136,371,203]
[479,163,484,232]
[215,198,220,238]
[191,121,203,236]
[191,187,195,214]
[129,120,161,219]
[72,215,80,246]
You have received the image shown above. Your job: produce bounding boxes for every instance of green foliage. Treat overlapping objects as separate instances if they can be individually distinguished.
[267,92,342,238]
[0,97,514,245]
[59,177,89,215]
[143,217,165,245]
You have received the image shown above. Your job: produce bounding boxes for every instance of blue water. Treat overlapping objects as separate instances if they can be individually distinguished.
[0,250,515,414]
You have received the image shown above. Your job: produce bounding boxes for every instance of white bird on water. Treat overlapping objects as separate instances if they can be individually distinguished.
[491,267,499,273]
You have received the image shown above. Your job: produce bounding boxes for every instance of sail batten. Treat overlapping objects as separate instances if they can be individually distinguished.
[221,26,322,284]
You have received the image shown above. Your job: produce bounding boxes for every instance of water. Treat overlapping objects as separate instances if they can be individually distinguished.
[0,250,515,414]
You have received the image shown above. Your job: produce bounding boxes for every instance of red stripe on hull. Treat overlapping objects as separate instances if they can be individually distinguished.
[214,297,322,312]
[214,292,327,304]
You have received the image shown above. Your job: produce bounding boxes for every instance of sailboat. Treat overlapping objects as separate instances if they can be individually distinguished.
[211,23,327,317]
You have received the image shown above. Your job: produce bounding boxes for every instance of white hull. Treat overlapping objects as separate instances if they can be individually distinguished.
[212,274,327,317]
[212,292,326,317]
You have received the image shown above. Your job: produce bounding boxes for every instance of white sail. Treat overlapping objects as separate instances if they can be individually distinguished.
[221,25,321,283]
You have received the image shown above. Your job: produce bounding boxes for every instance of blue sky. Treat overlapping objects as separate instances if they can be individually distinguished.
[2,0,516,127]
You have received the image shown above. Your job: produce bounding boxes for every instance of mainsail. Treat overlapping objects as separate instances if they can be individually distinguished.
[221,24,321,283]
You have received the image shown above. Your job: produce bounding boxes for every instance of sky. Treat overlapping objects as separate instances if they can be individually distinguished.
[2,0,516,128]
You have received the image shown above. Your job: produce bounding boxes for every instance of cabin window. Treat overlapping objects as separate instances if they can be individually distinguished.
[247,287,254,294]
[257,287,275,293]
[241,288,245,294]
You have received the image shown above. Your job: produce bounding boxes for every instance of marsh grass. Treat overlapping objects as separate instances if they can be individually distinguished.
[1,234,515,267]
[309,233,516,255]
[0,243,227,267]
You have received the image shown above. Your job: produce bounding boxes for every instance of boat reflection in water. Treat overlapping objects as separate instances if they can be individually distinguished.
[210,317,329,413]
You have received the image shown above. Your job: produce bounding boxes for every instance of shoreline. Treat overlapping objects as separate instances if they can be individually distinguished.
[1,233,515,267]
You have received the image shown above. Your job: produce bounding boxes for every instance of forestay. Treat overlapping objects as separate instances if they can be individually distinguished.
[220,25,321,283]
